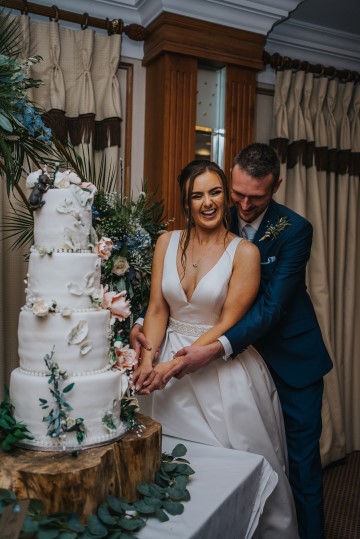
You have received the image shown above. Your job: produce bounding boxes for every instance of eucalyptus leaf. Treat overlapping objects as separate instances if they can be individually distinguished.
[97,503,117,526]
[37,527,60,539]
[107,495,131,513]
[162,500,184,515]
[174,463,195,476]
[136,483,151,497]
[133,499,156,514]
[59,533,78,539]
[22,516,39,533]
[166,486,186,501]
[171,443,188,458]
[117,516,145,531]
[87,514,108,536]
[154,507,170,522]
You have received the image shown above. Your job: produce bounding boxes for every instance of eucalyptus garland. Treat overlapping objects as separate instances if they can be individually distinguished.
[0,386,33,451]
[0,444,194,538]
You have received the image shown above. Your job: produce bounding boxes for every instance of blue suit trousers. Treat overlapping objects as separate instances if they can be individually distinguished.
[269,368,324,539]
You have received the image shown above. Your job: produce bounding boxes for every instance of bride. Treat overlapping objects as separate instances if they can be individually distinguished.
[132,159,299,538]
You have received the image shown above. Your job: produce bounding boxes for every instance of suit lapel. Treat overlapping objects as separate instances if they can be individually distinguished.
[230,207,240,235]
[253,200,280,247]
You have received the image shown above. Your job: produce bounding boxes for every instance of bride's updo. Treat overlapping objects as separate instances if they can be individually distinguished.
[177,159,231,272]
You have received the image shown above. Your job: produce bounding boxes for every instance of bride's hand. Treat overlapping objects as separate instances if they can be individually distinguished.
[130,358,153,392]
[136,362,174,394]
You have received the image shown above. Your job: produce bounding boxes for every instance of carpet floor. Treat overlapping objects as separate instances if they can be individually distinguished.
[324,451,360,539]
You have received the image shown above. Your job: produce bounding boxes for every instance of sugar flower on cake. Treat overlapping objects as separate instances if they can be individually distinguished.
[32,299,50,317]
[26,169,43,189]
[111,256,130,277]
[101,287,131,322]
[81,181,97,195]
[54,169,82,189]
[113,340,138,370]
[94,237,113,260]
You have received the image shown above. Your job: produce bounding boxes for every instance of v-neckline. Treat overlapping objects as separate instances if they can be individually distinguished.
[175,234,238,304]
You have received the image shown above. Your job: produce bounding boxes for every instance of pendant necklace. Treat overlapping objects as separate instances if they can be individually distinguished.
[191,231,225,268]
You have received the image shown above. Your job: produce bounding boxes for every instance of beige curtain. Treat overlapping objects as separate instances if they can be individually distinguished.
[270,69,360,465]
[0,16,122,399]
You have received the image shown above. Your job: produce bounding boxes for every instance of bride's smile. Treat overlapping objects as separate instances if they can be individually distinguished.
[188,170,225,232]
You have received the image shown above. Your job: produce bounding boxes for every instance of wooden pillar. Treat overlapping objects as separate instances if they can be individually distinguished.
[144,53,197,228]
[143,12,265,226]
[224,66,257,177]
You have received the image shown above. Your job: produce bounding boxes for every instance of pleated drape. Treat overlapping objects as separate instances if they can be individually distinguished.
[270,69,360,465]
[0,15,123,398]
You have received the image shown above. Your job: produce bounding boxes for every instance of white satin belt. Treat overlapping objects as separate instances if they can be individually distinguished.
[168,317,211,337]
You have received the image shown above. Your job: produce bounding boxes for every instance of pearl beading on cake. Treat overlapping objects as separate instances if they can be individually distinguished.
[18,424,128,451]
[31,246,93,254]
[21,305,102,313]
[18,365,112,376]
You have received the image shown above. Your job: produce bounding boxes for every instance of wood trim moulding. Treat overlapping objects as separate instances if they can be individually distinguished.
[143,12,265,71]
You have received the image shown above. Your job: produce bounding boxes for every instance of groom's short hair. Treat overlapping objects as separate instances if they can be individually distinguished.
[233,143,280,185]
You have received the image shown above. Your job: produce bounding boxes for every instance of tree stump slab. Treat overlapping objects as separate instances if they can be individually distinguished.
[0,414,161,520]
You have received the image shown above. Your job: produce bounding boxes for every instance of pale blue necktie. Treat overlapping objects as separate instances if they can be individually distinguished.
[242,224,256,242]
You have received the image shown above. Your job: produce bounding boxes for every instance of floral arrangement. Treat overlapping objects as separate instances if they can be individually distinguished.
[0,11,54,194]
[92,189,168,346]
[259,216,290,241]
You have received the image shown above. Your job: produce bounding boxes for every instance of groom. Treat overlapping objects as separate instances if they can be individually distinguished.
[131,143,332,539]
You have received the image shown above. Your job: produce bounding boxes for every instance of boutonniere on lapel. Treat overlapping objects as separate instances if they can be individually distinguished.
[259,216,290,241]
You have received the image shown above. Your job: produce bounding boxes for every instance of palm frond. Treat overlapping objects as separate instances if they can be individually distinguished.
[1,196,33,250]
[0,10,22,58]
[53,139,119,192]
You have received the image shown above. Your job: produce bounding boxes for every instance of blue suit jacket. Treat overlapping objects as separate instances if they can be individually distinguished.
[227,201,332,388]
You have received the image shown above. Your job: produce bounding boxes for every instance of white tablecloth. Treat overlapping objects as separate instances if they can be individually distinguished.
[136,435,278,539]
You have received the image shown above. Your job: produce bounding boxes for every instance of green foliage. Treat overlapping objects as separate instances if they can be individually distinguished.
[0,444,194,537]
[40,349,86,445]
[0,9,56,193]
[93,189,168,343]
[0,386,33,451]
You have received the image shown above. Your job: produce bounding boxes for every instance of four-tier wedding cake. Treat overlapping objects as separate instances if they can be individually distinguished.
[10,171,129,450]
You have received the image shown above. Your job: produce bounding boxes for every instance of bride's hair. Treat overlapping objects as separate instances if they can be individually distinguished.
[177,159,231,274]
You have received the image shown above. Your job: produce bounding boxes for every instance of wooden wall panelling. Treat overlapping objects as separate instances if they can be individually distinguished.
[144,54,197,229]
[143,12,265,224]
[224,66,257,177]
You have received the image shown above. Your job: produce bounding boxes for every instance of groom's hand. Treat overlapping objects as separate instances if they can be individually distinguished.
[129,323,152,360]
[163,341,225,382]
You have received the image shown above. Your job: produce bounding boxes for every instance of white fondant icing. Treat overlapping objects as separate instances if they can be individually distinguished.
[26,252,101,309]
[10,368,127,450]
[18,310,111,374]
[33,188,93,250]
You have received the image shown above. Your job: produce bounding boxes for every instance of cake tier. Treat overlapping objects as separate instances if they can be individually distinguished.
[18,310,111,374]
[26,251,101,310]
[10,368,128,450]
[33,187,93,250]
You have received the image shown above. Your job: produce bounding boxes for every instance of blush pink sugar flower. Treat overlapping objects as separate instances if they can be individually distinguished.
[101,287,131,321]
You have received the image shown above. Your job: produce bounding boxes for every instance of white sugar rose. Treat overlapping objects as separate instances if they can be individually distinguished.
[54,170,82,188]
[94,237,113,260]
[32,300,50,317]
[101,289,131,321]
[114,341,138,370]
[26,169,42,188]
[112,256,130,277]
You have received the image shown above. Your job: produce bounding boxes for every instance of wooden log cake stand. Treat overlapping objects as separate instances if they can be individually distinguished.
[0,414,161,520]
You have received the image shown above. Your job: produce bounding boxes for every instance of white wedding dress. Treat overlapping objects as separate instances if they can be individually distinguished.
[139,231,299,538]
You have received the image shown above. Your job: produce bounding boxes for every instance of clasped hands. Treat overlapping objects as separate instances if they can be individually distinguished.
[129,324,224,394]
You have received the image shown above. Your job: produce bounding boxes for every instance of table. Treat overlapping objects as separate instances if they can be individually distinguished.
[137,435,278,539]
